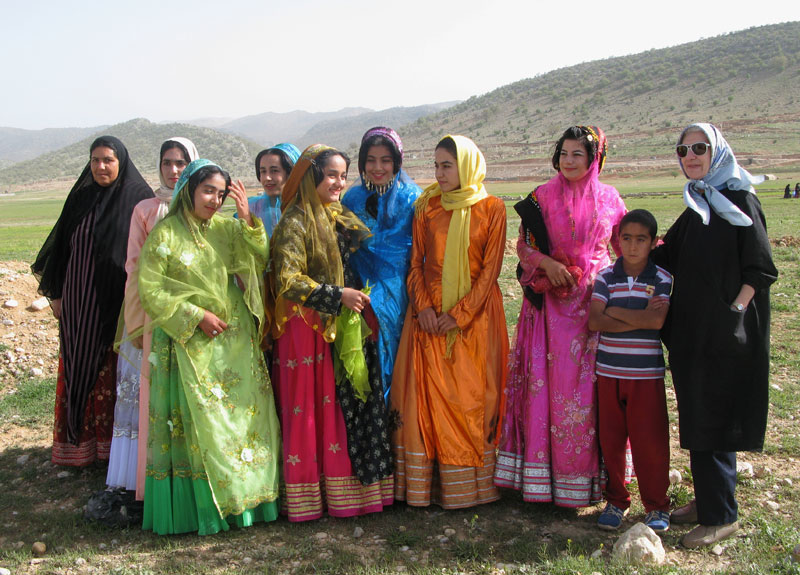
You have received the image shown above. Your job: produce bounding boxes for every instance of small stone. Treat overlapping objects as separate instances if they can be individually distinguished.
[353,526,364,539]
[770,383,782,392]
[2,319,13,326]
[243,557,252,564]
[16,454,30,465]
[75,558,87,566]
[736,461,754,477]
[31,541,46,556]
[29,368,43,377]
[0,567,11,575]
[668,469,682,485]
[14,541,24,549]
[314,532,328,540]
[781,478,793,487]
[765,501,780,511]
[29,297,50,312]
[711,544,724,556]
[98,543,107,550]
[590,549,603,559]
[754,465,771,478]
[56,471,71,479]
[439,536,449,544]
[612,523,665,565]
[111,539,118,545]
[398,525,407,532]
[444,528,456,537]
[400,546,410,552]
[3,300,18,309]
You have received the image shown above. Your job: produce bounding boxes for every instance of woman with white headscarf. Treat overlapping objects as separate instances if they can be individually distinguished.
[653,123,777,548]
[106,138,199,496]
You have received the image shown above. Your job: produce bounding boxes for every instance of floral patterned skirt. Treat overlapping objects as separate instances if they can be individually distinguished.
[273,316,393,522]
[52,349,116,466]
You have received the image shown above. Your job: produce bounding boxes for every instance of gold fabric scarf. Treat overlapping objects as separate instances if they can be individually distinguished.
[414,135,488,357]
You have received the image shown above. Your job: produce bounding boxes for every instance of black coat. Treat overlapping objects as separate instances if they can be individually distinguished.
[652,188,777,452]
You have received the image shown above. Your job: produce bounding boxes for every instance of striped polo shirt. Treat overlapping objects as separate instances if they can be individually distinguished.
[592,258,672,380]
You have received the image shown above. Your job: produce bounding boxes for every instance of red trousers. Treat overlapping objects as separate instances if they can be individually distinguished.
[597,375,670,512]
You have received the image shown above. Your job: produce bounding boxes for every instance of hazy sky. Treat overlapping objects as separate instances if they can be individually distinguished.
[2,0,798,129]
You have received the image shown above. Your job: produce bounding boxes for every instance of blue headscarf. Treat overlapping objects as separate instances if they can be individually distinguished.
[249,143,301,237]
[341,129,422,402]
[679,123,768,227]
[170,158,217,204]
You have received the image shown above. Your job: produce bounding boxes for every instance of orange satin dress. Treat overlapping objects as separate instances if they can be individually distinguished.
[391,194,508,509]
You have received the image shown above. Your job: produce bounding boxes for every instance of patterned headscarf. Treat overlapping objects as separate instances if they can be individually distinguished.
[678,123,767,226]
[272,145,370,341]
[358,126,404,176]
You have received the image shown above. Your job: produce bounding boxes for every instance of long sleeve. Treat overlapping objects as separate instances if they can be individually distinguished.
[123,201,155,333]
[737,193,778,291]
[449,199,507,330]
[406,212,434,314]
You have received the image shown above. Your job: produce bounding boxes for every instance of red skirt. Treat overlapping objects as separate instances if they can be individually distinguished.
[52,348,116,466]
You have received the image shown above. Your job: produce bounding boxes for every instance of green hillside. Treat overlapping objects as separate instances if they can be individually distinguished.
[0,119,264,189]
[399,22,800,180]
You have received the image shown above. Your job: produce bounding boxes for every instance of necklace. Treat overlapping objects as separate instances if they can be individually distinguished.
[363,174,394,196]
[186,215,209,249]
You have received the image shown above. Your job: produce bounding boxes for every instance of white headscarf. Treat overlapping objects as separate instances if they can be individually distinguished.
[679,123,767,227]
[155,137,199,219]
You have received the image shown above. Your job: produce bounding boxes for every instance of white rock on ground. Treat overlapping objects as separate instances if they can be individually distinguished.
[0,567,11,575]
[29,297,50,312]
[353,526,364,538]
[668,469,682,485]
[736,461,754,477]
[612,523,666,565]
[3,300,18,309]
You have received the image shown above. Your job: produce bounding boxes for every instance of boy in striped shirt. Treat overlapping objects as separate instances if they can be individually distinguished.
[589,209,672,533]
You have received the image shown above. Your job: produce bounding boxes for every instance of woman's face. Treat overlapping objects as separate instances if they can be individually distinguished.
[315,155,347,204]
[364,144,395,186]
[192,173,228,220]
[259,153,288,197]
[559,139,591,182]
[90,146,120,187]
[161,147,188,189]
[679,131,712,181]
[434,147,460,193]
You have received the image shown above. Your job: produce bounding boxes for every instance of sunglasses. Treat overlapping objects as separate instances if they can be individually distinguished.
[676,142,710,158]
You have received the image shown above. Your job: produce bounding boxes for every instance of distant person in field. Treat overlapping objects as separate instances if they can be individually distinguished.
[107,138,198,499]
[137,159,281,534]
[391,135,508,509]
[795,182,800,198]
[32,136,153,466]
[270,145,393,522]
[341,127,422,403]
[589,209,672,533]
[494,126,627,508]
[784,184,792,198]
[653,123,777,549]
[246,143,300,237]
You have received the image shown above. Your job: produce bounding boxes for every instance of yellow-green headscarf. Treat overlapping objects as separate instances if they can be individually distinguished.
[414,135,488,357]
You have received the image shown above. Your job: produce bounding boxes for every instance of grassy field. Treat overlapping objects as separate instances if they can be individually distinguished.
[1,180,799,574]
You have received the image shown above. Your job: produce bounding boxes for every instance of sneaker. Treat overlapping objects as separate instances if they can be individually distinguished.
[645,510,670,532]
[682,521,740,548]
[671,499,698,524]
[597,503,628,531]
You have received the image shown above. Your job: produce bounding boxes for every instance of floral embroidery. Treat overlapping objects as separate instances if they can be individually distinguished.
[287,454,301,466]
[156,242,171,258]
[210,385,225,399]
[287,359,297,370]
[241,448,254,463]
[148,351,158,366]
[328,443,341,453]
[293,405,302,416]
[302,355,314,366]
[179,251,195,266]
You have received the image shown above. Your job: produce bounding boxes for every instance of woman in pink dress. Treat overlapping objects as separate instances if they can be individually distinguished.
[114,138,198,499]
[494,126,626,507]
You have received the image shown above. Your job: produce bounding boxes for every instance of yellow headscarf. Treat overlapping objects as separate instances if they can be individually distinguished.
[414,135,488,357]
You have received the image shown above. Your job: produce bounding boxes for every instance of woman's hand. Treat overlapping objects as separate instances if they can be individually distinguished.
[229,180,253,227]
[416,307,438,334]
[50,298,62,320]
[198,309,228,339]
[341,287,370,313]
[539,256,576,288]
[436,313,458,334]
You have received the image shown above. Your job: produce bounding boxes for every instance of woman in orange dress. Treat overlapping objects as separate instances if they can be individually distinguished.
[391,135,508,509]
